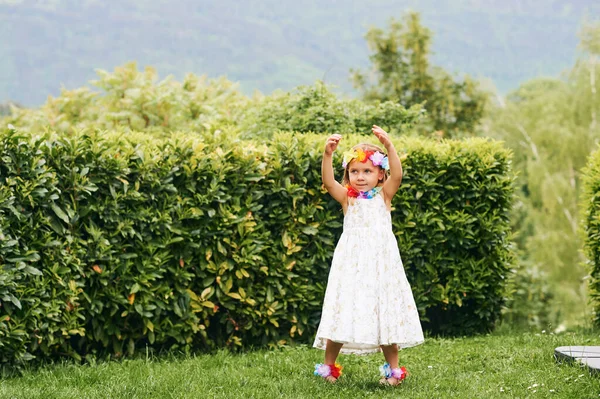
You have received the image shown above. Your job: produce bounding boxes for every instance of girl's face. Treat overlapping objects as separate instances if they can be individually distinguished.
[347,159,384,191]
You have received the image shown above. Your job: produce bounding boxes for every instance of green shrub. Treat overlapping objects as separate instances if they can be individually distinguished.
[501,263,555,329]
[239,81,423,139]
[0,128,514,369]
[4,62,248,135]
[392,138,515,334]
[2,65,421,142]
[582,147,600,326]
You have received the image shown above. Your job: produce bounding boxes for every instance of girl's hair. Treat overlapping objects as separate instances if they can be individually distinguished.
[341,143,389,186]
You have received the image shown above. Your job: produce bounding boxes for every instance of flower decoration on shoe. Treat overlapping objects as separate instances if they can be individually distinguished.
[346,185,382,199]
[380,362,407,381]
[342,149,389,170]
[314,363,343,379]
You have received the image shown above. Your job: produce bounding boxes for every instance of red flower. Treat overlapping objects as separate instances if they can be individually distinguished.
[330,363,343,378]
[363,150,374,162]
[346,185,359,198]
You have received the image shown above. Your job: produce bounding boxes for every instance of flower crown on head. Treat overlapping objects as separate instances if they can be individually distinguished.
[342,148,389,170]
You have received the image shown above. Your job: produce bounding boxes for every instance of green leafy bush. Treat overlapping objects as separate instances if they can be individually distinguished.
[0,128,514,370]
[501,263,555,329]
[392,138,515,334]
[4,62,248,135]
[3,65,421,143]
[240,81,423,139]
[582,147,600,326]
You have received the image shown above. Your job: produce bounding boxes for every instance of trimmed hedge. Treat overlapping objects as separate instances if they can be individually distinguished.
[0,128,514,370]
[582,147,600,326]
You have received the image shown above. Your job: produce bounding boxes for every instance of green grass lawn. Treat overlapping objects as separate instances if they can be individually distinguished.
[1,330,600,398]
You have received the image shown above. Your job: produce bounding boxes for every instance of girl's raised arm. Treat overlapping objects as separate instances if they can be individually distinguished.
[322,134,348,205]
[372,125,403,199]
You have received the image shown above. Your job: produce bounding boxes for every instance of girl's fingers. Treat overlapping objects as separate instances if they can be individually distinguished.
[372,125,388,136]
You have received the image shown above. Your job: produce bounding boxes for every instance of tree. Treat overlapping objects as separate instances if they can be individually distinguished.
[487,20,600,327]
[0,101,22,117]
[2,62,248,135]
[351,12,488,137]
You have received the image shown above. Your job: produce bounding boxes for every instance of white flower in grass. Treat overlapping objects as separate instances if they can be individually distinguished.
[7,124,14,129]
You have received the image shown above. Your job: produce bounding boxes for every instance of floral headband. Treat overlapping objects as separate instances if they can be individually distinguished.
[342,148,389,170]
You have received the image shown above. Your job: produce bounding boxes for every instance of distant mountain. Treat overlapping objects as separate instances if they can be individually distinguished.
[1,0,598,106]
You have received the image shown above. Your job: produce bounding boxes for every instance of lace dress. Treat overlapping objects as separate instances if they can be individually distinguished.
[313,191,424,354]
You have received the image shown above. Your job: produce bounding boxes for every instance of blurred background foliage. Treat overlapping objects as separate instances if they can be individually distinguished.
[1,0,599,106]
[1,6,600,331]
[485,20,600,327]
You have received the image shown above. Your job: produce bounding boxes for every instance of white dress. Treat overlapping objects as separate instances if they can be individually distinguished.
[313,191,424,354]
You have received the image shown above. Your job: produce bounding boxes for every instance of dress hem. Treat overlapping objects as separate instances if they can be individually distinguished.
[313,336,424,355]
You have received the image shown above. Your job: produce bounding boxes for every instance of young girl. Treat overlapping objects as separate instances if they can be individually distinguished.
[312,125,424,386]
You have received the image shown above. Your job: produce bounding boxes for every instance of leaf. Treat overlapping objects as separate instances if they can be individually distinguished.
[51,203,70,224]
[301,226,319,235]
[282,231,292,249]
[202,301,216,308]
[130,283,141,294]
[186,289,199,301]
[200,287,212,300]
[134,303,144,315]
[145,320,154,332]
[10,296,21,309]
[224,278,233,294]
[148,330,155,344]
[24,266,42,276]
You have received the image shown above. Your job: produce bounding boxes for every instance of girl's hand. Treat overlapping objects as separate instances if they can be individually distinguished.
[372,125,392,148]
[324,134,342,155]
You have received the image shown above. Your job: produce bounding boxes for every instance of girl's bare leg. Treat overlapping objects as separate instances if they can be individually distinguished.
[380,344,401,385]
[380,344,399,368]
[323,339,344,382]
